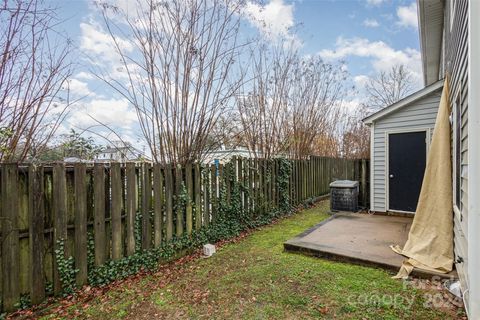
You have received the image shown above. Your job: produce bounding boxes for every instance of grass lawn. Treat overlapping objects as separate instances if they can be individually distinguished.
[29,201,464,320]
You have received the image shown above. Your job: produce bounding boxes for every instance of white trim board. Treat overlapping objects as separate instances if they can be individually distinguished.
[370,122,375,212]
[418,0,444,86]
[467,0,480,317]
[384,127,431,213]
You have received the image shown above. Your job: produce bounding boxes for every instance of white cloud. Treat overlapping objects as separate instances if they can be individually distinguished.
[75,71,95,80]
[363,18,380,28]
[319,37,422,86]
[354,75,370,88]
[366,0,386,6]
[67,78,93,98]
[396,2,418,29]
[244,0,296,42]
[67,98,137,131]
[79,21,133,63]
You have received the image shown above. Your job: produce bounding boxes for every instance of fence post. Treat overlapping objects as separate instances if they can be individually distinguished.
[153,163,164,247]
[203,165,210,226]
[53,163,67,295]
[248,159,254,214]
[93,164,106,266]
[1,164,20,311]
[125,163,136,255]
[292,160,297,205]
[175,164,184,236]
[312,158,316,198]
[271,159,276,209]
[111,162,123,259]
[225,161,231,205]
[292,160,296,205]
[262,159,268,212]
[210,164,217,223]
[321,158,325,194]
[74,163,88,285]
[258,159,264,215]
[299,160,303,201]
[142,163,152,249]
[237,158,244,212]
[194,163,202,230]
[218,162,224,214]
[165,164,174,240]
[28,165,45,305]
[185,163,193,235]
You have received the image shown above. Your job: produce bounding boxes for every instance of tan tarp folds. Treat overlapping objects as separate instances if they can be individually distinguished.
[391,78,454,278]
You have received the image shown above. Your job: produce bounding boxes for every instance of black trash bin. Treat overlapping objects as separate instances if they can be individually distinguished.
[330,180,359,212]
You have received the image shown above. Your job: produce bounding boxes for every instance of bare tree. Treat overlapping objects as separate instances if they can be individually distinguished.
[338,104,370,159]
[287,56,346,159]
[311,131,341,158]
[97,0,249,165]
[235,42,347,160]
[364,64,414,111]
[235,42,295,159]
[0,0,72,162]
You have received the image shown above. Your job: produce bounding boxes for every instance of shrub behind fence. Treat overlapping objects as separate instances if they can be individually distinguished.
[0,156,368,311]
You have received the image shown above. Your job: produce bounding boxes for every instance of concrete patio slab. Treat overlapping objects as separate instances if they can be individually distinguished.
[284,212,457,280]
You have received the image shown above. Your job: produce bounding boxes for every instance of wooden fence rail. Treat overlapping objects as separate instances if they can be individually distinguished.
[0,157,368,311]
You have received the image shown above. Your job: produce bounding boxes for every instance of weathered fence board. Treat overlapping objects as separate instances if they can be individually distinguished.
[126,163,136,256]
[93,164,106,266]
[74,164,88,285]
[153,164,164,247]
[1,164,20,311]
[210,165,217,223]
[194,163,202,230]
[175,165,184,236]
[185,164,193,235]
[165,164,174,240]
[0,157,368,312]
[203,168,210,226]
[248,159,254,214]
[141,163,152,250]
[52,163,67,296]
[28,165,45,305]
[111,163,123,260]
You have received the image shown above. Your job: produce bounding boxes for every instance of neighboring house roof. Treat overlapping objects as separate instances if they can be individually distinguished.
[362,80,444,125]
[206,148,250,155]
[64,157,92,163]
[99,145,144,156]
[100,147,130,153]
[418,0,444,86]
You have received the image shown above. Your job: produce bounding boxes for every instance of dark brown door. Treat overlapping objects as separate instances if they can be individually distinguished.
[388,131,426,212]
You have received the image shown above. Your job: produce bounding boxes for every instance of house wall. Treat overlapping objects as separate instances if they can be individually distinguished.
[444,0,469,305]
[371,90,441,212]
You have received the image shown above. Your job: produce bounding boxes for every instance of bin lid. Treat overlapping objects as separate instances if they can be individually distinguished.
[329,180,359,188]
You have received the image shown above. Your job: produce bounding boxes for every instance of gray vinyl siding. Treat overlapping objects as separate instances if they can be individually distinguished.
[445,0,469,299]
[371,91,441,212]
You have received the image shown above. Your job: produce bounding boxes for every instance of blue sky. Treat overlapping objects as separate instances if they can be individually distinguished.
[51,0,422,144]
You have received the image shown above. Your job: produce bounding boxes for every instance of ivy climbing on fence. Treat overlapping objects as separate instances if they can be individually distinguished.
[0,156,368,312]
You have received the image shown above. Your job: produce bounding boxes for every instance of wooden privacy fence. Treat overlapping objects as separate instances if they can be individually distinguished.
[0,157,368,311]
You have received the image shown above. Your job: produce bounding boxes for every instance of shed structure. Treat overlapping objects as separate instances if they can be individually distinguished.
[363,80,443,213]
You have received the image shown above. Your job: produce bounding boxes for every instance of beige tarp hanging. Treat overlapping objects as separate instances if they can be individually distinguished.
[391,78,454,278]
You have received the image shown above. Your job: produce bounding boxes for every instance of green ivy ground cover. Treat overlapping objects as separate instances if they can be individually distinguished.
[32,201,464,320]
